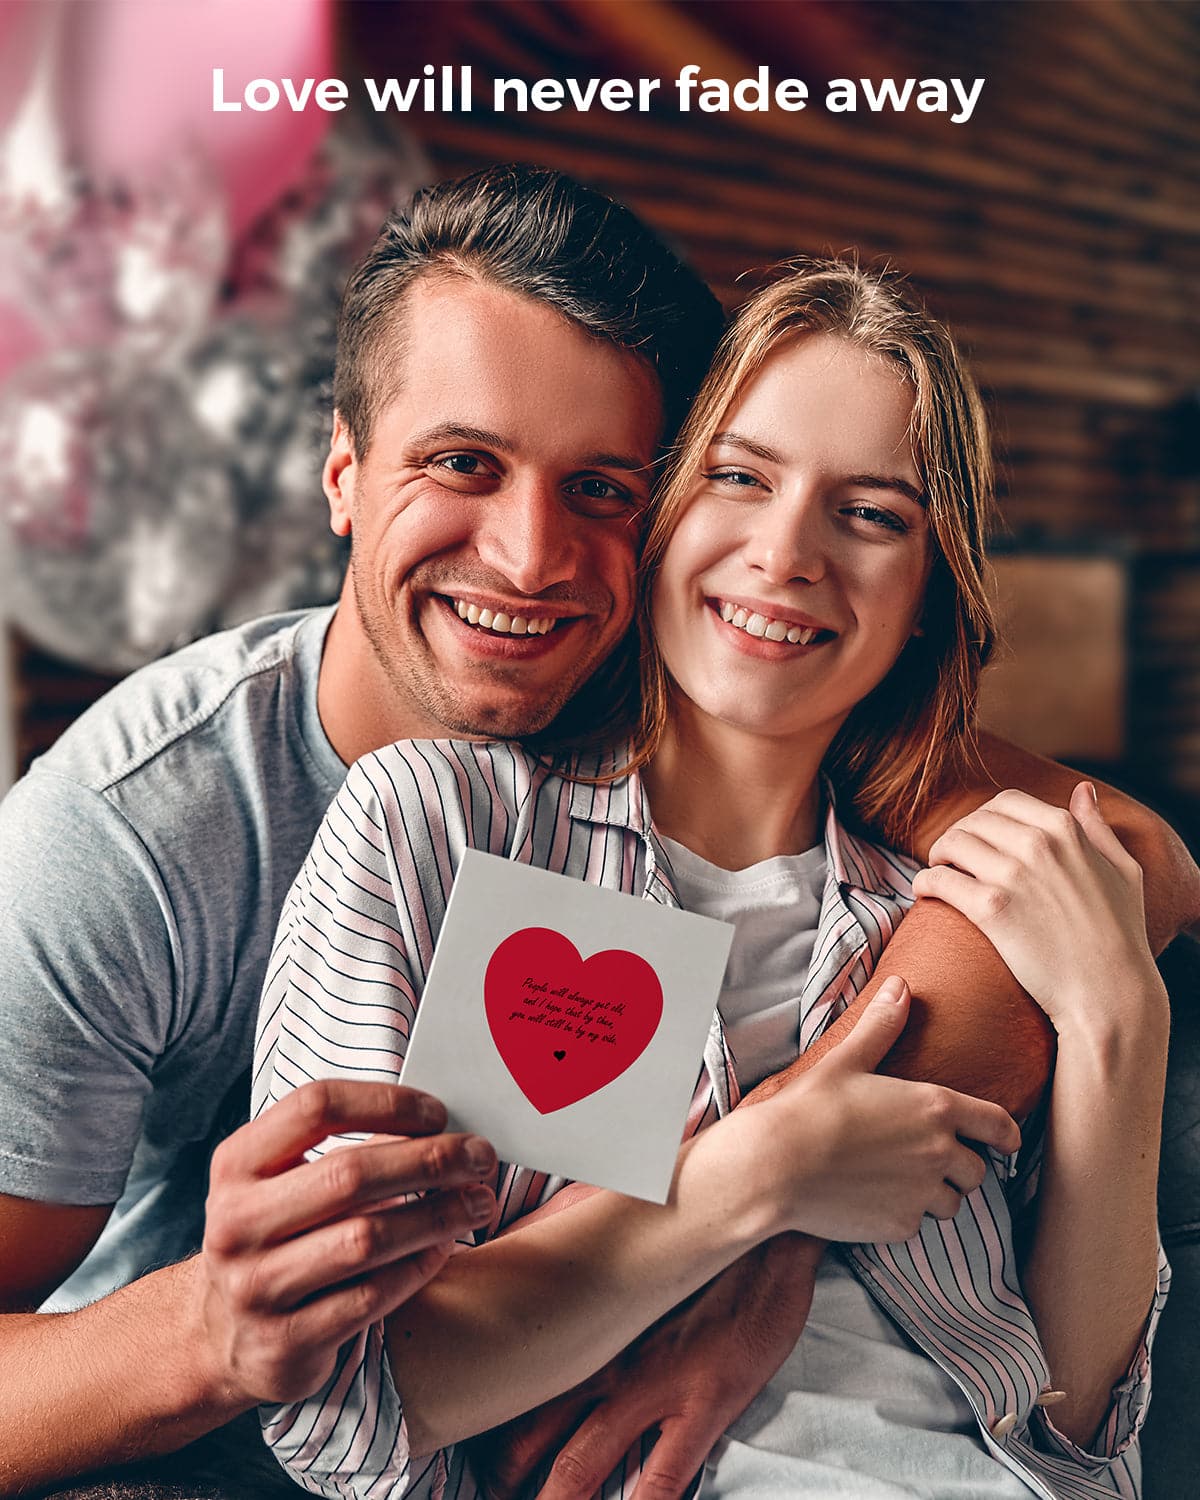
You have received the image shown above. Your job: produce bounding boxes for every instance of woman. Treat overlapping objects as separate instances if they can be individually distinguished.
[253,259,1169,1499]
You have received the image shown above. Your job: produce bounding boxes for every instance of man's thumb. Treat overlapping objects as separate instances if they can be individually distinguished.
[830,977,909,1073]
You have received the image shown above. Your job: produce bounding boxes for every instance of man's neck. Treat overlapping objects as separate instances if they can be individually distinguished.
[316,595,444,767]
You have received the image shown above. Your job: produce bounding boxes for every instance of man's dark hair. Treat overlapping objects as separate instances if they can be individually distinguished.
[333,163,724,456]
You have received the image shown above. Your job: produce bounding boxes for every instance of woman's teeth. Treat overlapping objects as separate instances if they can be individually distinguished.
[719,601,819,645]
[453,599,557,636]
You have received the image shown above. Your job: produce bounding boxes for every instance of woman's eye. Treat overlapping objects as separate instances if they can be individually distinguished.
[706,468,764,491]
[846,502,909,534]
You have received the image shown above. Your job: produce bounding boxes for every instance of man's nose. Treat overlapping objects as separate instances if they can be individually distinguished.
[744,498,828,585]
[476,480,581,595]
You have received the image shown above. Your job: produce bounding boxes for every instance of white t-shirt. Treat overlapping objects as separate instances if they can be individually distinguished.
[660,834,1039,1499]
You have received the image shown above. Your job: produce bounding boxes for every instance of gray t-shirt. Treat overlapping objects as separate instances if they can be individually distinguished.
[0,607,346,1309]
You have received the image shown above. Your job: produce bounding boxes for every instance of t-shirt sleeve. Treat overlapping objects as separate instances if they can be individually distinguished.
[252,755,433,1499]
[0,769,180,1206]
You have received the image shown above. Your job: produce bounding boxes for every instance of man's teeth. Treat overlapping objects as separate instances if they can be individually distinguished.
[719,601,819,645]
[454,599,557,636]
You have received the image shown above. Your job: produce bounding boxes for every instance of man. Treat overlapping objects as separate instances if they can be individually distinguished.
[0,165,1194,1498]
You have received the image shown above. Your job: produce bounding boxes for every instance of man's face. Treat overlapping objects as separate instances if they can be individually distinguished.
[325,276,664,742]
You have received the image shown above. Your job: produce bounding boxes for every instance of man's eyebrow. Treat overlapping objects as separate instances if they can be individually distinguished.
[577,452,655,476]
[404,426,651,477]
[407,423,515,452]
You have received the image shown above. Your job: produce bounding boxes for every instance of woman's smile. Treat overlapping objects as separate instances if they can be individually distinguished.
[652,332,931,750]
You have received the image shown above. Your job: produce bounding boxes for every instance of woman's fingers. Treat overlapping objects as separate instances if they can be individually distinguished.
[911,862,1005,925]
[945,1143,990,1197]
[1069,782,1141,873]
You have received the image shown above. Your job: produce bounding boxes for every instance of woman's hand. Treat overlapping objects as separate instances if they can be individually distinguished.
[915,783,1171,1447]
[737,978,1021,1244]
[912,782,1168,1043]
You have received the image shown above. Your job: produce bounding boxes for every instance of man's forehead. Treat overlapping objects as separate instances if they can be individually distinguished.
[375,278,664,461]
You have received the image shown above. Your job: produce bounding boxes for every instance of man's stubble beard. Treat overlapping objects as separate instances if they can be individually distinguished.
[350,546,584,741]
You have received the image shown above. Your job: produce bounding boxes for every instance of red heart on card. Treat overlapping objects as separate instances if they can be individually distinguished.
[484,927,664,1114]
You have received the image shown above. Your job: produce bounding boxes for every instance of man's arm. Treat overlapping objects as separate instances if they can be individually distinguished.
[758,732,1200,1119]
[477,737,1199,1500]
[0,1084,497,1496]
[913,732,1200,955]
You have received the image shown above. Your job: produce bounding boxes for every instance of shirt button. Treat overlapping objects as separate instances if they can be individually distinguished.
[991,1412,1018,1439]
[1036,1389,1067,1407]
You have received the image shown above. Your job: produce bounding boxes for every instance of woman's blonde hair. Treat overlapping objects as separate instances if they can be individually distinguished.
[632,257,997,846]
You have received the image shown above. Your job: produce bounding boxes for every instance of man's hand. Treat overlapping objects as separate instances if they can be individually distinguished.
[470,1234,825,1500]
[197,1079,497,1408]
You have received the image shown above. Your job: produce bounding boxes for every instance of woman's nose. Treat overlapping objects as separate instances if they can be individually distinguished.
[744,499,828,585]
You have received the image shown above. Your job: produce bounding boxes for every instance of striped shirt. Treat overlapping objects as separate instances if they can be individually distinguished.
[252,739,1167,1500]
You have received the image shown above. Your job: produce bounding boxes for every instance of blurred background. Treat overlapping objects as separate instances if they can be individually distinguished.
[2,0,1198,855]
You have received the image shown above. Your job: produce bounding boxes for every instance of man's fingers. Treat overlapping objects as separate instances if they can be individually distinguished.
[631,1415,722,1500]
[218,1080,450,1179]
[281,1242,456,1353]
[248,1132,496,1243]
[244,1185,496,1309]
[927,1182,965,1222]
[472,1388,598,1500]
[536,1400,650,1500]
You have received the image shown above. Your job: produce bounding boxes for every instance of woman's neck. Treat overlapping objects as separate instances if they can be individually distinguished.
[643,704,830,870]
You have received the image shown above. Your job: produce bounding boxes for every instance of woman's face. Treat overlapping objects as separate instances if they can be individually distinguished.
[652,332,933,748]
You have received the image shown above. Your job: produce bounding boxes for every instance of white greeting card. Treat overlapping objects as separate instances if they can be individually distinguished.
[400,849,733,1203]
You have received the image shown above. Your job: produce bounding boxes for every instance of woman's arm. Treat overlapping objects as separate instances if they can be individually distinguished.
[913,783,1169,1450]
[389,982,1020,1454]
[912,732,1200,954]
[751,735,1197,1122]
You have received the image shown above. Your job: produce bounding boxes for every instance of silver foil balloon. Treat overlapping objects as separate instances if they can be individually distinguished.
[0,152,228,367]
[0,117,425,671]
[0,352,239,673]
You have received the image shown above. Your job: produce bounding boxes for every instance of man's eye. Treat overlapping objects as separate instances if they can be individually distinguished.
[563,476,636,516]
[845,502,909,534]
[431,453,487,477]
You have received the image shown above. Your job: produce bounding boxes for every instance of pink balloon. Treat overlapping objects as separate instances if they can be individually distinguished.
[0,303,44,386]
[61,0,333,234]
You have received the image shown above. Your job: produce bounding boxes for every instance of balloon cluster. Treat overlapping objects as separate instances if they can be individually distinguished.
[0,108,424,672]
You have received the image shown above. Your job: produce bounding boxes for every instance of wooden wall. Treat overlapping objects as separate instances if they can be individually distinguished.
[10,0,1200,832]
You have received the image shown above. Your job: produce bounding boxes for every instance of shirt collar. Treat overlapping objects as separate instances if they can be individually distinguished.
[821,788,914,900]
[566,751,907,901]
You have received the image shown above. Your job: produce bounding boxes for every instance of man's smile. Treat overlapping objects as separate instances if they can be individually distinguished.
[427,593,589,661]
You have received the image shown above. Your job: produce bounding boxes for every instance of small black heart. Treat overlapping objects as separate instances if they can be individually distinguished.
[553,1049,567,1061]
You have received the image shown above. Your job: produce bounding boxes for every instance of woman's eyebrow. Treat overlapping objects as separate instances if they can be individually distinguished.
[845,473,928,507]
[709,431,783,462]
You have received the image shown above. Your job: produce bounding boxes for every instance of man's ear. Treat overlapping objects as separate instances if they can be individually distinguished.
[324,412,357,537]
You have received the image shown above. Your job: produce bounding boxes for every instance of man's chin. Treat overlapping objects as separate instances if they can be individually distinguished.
[432,692,567,742]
